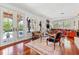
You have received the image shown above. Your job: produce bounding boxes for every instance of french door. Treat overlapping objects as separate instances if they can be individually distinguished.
[0,8,16,46]
[17,14,25,40]
[0,7,26,55]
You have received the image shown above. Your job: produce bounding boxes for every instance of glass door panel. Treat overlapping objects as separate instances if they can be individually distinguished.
[17,15,25,40]
[1,12,14,45]
[18,20,24,38]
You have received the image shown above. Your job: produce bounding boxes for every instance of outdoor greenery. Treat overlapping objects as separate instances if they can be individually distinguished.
[3,18,24,32]
[3,18,13,32]
[18,22,24,31]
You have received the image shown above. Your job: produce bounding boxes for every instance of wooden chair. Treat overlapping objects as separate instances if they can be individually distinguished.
[47,32,62,50]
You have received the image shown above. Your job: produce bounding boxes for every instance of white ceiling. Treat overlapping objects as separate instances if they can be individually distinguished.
[9,3,79,20]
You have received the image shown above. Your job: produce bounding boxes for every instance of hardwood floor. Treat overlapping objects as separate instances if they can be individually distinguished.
[61,40,79,55]
[63,39,79,55]
[25,37,79,55]
[0,37,79,55]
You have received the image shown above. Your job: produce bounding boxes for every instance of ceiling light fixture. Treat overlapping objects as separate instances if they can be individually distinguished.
[60,12,64,14]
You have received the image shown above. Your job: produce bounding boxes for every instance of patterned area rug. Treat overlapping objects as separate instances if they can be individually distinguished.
[25,37,62,55]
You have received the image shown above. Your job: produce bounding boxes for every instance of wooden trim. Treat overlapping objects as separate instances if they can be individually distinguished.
[0,39,31,50]
[3,12,13,18]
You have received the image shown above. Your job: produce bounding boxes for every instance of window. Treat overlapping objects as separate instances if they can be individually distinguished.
[2,12,13,44]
